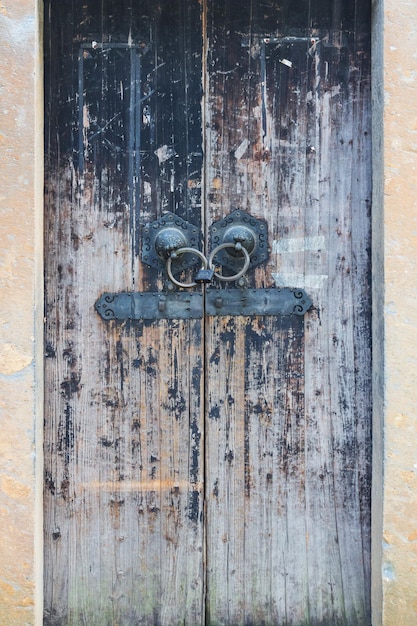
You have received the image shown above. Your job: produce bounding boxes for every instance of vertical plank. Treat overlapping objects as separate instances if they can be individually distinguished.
[302,2,372,621]
[205,0,372,624]
[206,316,306,624]
[44,1,205,624]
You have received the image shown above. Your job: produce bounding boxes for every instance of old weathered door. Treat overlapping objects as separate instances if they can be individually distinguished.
[44,1,372,624]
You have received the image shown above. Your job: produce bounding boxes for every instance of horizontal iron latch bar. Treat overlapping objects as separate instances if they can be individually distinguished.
[205,288,311,317]
[95,288,311,321]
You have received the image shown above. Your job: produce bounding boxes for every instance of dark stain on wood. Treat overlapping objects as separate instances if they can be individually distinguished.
[59,375,81,399]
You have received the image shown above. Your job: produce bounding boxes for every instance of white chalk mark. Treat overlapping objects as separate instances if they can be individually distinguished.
[82,104,90,130]
[234,138,249,160]
[143,182,152,202]
[154,145,176,164]
[329,84,341,97]
[272,236,326,254]
[279,58,293,68]
[272,273,328,290]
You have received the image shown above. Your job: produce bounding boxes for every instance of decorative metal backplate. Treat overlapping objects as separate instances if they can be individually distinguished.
[141,212,202,272]
[209,210,268,272]
[95,288,311,320]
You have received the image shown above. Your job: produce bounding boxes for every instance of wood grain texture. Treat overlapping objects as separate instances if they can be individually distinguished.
[44,1,372,624]
[44,2,204,624]
[204,0,372,624]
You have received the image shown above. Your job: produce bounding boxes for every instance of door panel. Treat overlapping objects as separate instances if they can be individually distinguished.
[205,1,371,623]
[44,1,372,624]
[206,316,306,624]
[44,2,205,624]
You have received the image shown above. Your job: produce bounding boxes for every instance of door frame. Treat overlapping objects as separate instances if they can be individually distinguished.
[0,0,410,623]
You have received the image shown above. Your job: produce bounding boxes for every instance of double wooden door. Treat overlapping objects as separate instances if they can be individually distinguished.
[44,1,372,624]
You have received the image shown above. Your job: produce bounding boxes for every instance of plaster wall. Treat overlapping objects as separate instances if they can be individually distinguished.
[0,0,43,623]
[379,0,417,622]
[0,0,417,624]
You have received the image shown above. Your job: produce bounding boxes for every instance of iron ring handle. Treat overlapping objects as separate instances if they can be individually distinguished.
[208,242,251,282]
[166,247,208,288]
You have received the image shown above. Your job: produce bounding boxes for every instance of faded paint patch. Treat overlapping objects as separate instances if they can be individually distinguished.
[272,272,328,289]
[0,342,32,375]
[234,138,249,160]
[0,475,31,501]
[272,235,326,254]
[383,562,396,582]
[154,144,176,163]
[0,2,41,622]
[143,181,152,201]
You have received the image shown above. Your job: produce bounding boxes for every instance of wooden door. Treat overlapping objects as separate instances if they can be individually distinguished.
[44,1,372,625]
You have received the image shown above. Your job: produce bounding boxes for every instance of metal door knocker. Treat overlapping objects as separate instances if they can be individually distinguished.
[141,209,264,288]
[95,210,312,320]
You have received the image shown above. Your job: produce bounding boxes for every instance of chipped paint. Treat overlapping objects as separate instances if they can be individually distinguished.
[154,144,176,163]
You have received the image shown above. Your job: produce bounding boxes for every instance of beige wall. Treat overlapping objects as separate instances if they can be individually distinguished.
[0,0,43,623]
[1,0,417,624]
[378,0,417,622]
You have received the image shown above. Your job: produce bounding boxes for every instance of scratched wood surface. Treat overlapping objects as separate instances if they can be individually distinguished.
[44,2,205,624]
[44,0,372,625]
[205,1,372,624]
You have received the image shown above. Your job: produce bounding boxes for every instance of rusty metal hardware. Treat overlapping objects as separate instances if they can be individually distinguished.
[141,212,202,272]
[205,288,312,317]
[95,291,203,320]
[142,209,267,286]
[164,243,251,288]
[209,210,268,273]
[208,242,251,282]
[165,248,208,289]
[95,287,311,320]
[194,268,215,284]
[96,210,312,320]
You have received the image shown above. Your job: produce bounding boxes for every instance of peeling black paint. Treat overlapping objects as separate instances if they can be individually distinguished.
[99,437,113,448]
[209,405,220,420]
[224,449,234,464]
[57,404,74,467]
[209,345,220,365]
[191,359,202,397]
[45,343,56,358]
[60,373,81,399]
[190,416,201,484]
[44,470,55,495]
[188,490,200,523]
[131,419,140,431]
